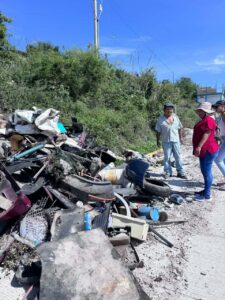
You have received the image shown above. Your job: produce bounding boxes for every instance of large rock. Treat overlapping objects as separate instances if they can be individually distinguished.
[37,229,150,300]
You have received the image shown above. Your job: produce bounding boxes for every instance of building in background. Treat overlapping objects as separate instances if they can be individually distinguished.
[197,87,224,104]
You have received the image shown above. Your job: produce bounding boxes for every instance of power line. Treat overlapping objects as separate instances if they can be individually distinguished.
[114,0,190,74]
[110,0,175,79]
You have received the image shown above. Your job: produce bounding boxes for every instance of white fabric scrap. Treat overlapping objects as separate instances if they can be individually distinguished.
[35,108,60,135]
[14,110,36,124]
[0,128,7,135]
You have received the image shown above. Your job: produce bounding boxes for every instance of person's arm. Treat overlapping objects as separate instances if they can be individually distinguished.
[156,132,161,148]
[155,118,161,148]
[221,111,225,123]
[194,130,211,157]
[178,128,184,144]
[177,115,184,144]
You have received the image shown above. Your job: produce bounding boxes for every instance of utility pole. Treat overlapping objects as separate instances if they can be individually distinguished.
[94,0,99,50]
[172,72,175,84]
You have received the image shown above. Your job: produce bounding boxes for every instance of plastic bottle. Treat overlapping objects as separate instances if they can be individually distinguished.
[169,194,184,205]
[84,212,92,231]
[98,167,124,184]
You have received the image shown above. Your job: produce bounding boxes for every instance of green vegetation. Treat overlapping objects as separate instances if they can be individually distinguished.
[0,11,198,153]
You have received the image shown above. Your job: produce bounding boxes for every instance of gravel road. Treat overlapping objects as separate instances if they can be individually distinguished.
[133,129,225,300]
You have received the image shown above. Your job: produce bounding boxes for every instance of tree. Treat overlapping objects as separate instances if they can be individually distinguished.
[138,69,156,99]
[147,80,181,128]
[26,42,59,54]
[175,77,197,100]
[0,11,12,52]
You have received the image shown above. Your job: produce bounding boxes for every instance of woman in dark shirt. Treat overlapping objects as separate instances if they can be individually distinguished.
[193,102,219,201]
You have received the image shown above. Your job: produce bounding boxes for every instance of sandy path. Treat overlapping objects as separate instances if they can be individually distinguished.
[179,189,225,300]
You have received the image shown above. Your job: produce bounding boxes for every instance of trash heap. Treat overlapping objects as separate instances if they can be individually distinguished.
[0,108,179,300]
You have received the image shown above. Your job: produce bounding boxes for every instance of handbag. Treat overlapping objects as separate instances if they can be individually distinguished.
[215,126,222,144]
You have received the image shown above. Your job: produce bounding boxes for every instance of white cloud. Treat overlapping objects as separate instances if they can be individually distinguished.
[196,53,225,73]
[100,47,135,56]
[213,54,225,65]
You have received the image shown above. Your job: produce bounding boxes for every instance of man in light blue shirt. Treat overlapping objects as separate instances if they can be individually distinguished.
[155,102,187,179]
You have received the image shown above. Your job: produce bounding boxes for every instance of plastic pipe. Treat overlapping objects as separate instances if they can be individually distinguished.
[114,192,131,218]
[7,143,45,162]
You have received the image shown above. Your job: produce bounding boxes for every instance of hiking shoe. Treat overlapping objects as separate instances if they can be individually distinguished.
[177,173,188,179]
[217,182,225,187]
[194,190,204,196]
[164,174,172,179]
[194,195,212,201]
[219,184,225,191]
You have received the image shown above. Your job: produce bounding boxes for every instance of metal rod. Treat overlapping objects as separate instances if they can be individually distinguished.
[33,160,49,180]
[149,225,174,248]
[148,220,187,226]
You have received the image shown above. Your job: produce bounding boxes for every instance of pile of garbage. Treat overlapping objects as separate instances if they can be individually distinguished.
[0,108,176,300]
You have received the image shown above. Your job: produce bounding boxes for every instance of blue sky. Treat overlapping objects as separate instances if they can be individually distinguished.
[1,0,225,89]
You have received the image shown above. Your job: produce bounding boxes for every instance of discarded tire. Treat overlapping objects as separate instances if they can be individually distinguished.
[142,178,171,197]
[59,174,115,202]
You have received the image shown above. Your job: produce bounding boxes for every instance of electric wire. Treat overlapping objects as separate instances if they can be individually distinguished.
[110,0,175,77]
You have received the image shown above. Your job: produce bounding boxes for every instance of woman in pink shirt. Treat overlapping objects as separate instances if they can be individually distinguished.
[192,102,219,201]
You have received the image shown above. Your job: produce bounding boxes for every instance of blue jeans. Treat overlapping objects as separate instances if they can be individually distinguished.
[162,142,185,175]
[200,151,218,198]
[215,136,225,178]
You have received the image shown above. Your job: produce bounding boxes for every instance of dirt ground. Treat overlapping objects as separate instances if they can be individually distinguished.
[133,129,225,300]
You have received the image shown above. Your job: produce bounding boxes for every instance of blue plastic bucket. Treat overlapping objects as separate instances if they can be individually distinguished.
[138,206,159,221]
[149,208,160,221]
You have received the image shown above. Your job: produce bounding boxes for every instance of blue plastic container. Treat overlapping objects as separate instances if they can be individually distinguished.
[84,212,92,230]
[126,159,150,187]
[150,208,160,221]
[57,121,67,134]
[138,206,159,221]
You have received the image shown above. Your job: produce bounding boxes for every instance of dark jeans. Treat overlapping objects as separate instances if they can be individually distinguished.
[199,151,218,198]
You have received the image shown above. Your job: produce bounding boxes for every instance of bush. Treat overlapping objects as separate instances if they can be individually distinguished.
[176,100,198,128]
[0,13,199,153]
